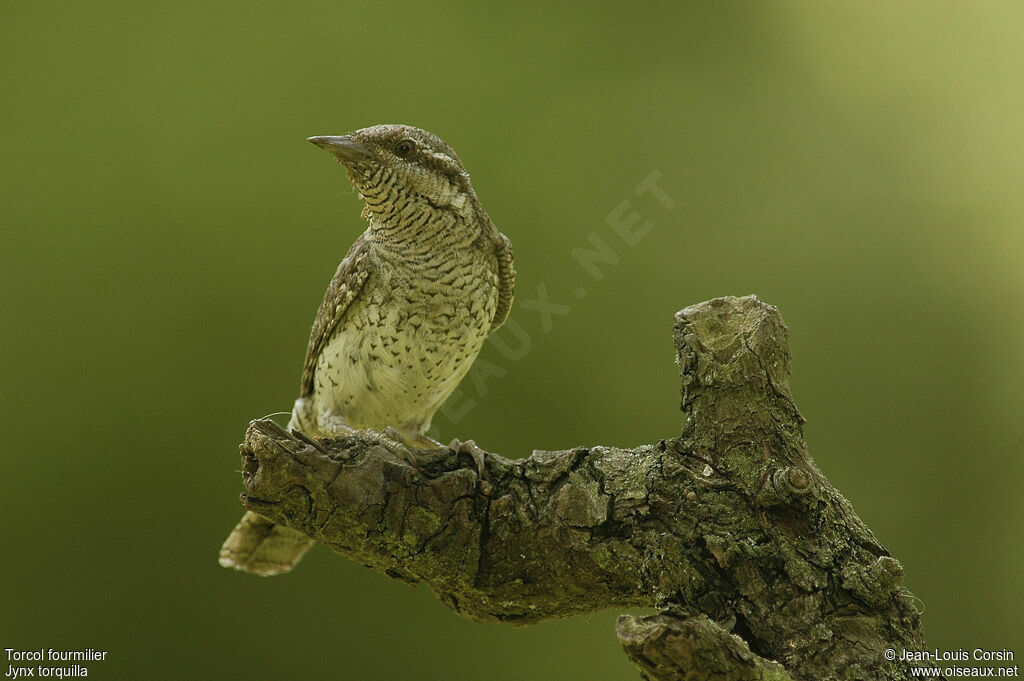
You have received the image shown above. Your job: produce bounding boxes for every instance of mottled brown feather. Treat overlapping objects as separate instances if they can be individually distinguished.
[490,233,515,333]
[298,235,372,398]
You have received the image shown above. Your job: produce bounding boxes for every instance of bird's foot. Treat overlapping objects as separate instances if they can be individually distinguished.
[407,433,443,449]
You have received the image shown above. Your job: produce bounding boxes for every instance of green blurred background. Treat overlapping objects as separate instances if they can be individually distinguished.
[2,2,1021,678]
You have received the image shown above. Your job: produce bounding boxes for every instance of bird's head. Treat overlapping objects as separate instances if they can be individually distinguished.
[309,124,477,224]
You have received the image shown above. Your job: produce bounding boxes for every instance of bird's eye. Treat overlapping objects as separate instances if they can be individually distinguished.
[394,139,416,157]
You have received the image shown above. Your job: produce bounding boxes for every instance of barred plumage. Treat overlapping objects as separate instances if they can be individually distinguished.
[220,124,514,576]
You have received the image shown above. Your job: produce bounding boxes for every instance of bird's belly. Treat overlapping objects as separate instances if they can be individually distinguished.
[313,307,487,438]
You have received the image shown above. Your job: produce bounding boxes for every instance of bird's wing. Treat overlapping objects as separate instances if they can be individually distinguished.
[299,234,372,398]
[488,232,515,333]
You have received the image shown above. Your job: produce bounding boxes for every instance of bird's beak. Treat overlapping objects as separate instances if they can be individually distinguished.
[308,135,371,163]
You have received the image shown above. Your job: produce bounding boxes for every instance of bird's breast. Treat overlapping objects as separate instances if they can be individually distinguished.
[312,248,498,438]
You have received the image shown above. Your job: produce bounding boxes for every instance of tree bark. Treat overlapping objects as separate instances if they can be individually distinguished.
[230,295,931,680]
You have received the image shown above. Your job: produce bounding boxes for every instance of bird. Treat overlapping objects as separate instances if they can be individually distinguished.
[219,124,515,576]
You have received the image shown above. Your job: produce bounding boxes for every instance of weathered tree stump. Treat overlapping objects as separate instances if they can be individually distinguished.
[229,296,930,680]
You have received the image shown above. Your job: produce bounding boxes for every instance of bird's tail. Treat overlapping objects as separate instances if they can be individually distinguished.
[218,401,317,576]
[218,511,314,576]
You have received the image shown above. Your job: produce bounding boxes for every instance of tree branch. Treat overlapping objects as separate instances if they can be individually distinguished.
[230,295,931,680]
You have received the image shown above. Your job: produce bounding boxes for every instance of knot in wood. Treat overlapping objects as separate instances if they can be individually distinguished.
[756,465,818,509]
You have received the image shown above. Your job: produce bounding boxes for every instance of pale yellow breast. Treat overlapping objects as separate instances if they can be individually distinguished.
[312,248,498,440]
